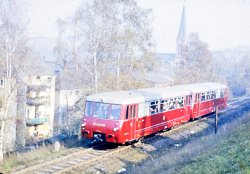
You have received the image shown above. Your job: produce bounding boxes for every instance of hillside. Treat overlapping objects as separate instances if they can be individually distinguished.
[131,110,250,174]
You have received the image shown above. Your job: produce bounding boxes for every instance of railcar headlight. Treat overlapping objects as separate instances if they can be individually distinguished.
[113,127,118,132]
[81,123,86,127]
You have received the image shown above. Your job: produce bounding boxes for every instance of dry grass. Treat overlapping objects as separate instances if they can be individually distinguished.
[0,135,89,173]
[0,144,83,173]
[131,110,250,174]
[177,121,250,174]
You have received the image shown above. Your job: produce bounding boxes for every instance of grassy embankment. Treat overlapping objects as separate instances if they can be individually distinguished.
[177,120,250,174]
[135,112,250,174]
[0,145,70,173]
[0,136,86,173]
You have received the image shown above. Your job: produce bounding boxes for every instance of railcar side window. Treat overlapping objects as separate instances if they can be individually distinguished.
[216,90,220,98]
[160,100,168,112]
[126,105,129,119]
[201,93,206,101]
[145,102,150,116]
[195,94,200,103]
[211,91,216,99]
[138,103,148,118]
[206,92,211,100]
[169,98,176,110]
[85,101,93,117]
[220,90,224,98]
[177,97,184,108]
[150,101,158,114]
[110,104,121,120]
[131,105,136,118]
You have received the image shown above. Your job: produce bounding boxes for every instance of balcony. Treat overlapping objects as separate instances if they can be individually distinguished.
[26,97,48,106]
[27,85,49,93]
[26,116,49,126]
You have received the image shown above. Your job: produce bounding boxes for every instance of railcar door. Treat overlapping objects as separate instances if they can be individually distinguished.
[193,93,201,117]
[128,104,138,141]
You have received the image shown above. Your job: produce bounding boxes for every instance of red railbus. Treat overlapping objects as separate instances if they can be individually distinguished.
[81,83,227,144]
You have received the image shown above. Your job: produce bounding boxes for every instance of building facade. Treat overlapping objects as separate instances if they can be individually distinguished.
[24,75,56,140]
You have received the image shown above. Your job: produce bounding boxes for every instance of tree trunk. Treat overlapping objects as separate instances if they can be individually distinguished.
[0,121,5,162]
[116,66,120,90]
[93,34,101,93]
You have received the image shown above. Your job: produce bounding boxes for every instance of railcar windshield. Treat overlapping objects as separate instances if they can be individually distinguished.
[85,101,121,120]
[110,104,121,120]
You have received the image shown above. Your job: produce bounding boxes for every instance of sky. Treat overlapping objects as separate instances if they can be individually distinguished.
[27,0,81,37]
[27,0,250,53]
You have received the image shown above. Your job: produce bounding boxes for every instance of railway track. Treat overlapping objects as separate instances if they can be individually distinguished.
[12,97,250,174]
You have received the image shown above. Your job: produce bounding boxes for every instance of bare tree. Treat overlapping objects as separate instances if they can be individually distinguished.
[211,46,250,97]
[0,0,29,161]
[55,0,154,92]
[54,0,154,136]
[175,33,221,84]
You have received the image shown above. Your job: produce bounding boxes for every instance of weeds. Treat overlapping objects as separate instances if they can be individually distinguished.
[131,111,250,174]
[0,145,76,173]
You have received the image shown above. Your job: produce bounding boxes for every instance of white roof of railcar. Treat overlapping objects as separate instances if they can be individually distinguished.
[87,91,145,104]
[131,87,191,101]
[86,82,227,104]
[176,83,227,93]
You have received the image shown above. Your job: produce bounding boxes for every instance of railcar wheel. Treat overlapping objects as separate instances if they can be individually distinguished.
[138,136,145,143]
[190,118,195,121]
[125,139,136,146]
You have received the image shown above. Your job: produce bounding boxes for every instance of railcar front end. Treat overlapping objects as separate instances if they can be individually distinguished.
[81,101,127,144]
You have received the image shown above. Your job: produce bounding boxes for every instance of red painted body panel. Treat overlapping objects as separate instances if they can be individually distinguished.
[81,88,228,144]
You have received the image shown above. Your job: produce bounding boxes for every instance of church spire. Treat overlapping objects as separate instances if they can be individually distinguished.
[177,4,186,42]
[176,2,187,62]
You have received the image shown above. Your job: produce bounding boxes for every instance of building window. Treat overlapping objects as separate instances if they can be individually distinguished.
[0,79,4,87]
[0,98,3,108]
[27,110,30,118]
[75,90,79,95]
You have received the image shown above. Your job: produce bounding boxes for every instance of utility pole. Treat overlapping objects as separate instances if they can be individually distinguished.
[215,106,218,134]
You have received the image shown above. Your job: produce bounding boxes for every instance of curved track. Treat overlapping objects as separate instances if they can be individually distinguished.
[12,97,250,174]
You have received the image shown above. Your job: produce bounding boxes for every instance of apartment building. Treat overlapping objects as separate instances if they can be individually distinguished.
[24,74,56,139]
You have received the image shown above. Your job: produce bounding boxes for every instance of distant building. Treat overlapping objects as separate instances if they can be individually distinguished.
[154,53,175,71]
[149,3,187,86]
[25,75,56,139]
[144,71,174,87]
[18,62,56,142]
[53,61,84,130]
[54,85,82,126]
